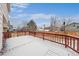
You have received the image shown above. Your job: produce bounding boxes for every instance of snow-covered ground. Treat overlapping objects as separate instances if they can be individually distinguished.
[3,35,79,56]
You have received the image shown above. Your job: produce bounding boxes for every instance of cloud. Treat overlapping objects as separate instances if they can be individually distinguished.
[12,3,30,8]
[9,13,55,27]
[11,3,30,13]
[10,13,56,21]
[29,13,56,20]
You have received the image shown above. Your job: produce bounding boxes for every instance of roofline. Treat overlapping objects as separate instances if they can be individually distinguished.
[65,22,79,27]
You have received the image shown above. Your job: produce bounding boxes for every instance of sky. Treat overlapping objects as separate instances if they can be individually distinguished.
[9,3,79,28]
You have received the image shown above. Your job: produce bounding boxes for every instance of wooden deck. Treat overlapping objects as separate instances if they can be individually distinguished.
[3,31,79,54]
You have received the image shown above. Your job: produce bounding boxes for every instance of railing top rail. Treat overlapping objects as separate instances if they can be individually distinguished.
[35,31,79,39]
[3,31,79,39]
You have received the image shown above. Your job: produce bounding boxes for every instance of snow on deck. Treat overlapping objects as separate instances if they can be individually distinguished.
[3,35,79,56]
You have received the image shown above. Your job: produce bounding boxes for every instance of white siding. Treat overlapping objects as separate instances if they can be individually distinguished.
[0,3,10,51]
[0,9,3,51]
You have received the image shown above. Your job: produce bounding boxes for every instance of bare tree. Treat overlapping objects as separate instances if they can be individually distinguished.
[50,16,57,31]
[60,16,72,32]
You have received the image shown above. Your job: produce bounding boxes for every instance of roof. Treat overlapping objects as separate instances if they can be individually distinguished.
[65,22,79,27]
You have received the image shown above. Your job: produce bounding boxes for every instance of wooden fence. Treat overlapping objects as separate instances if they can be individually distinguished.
[3,31,79,53]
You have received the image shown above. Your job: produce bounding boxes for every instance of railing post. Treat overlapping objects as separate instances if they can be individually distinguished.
[65,36,67,48]
[25,31,26,35]
[33,32,34,36]
[77,39,79,53]
[73,39,75,49]
[43,33,44,40]
[9,32,11,38]
[29,31,30,35]
[34,32,36,37]
[16,32,17,36]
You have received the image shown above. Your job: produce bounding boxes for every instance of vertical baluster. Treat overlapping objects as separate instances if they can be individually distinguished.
[50,34,51,41]
[51,34,52,41]
[22,32,23,36]
[43,33,44,40]
[66,36,68,47]
[52,34,53,41]
[77,39,79,53]
[28,31,29,35]
[55,34,56,42]
[26,31,27,35]
[17,32,18,36]
[62,36,63,44]
[71,38,73,49]
[73,39,75,50]
[57,35,58,43]
[54,34,56,42]
[75,39,77,51]
[25,31,26,35]
[60,36,62,44]
[17,32,18,37]
[54,35,56,42]
[68,37,70,46]
[58,35,60,43]
[65,35,67,48]
[59,36,61,43]
[70,37,72,48]
[56,35,57,42]
[61,36,62,44]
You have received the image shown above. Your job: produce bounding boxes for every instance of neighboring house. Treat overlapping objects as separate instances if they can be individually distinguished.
[65,22,79,32]
[9,24,13,32]
[50,26,60,32]
[8,21,13,32]
[44,26,50,31]
[0,3,10,52]
[37,27,43,31]
[37,26,50,32]
[27,20,37,31]
[37,26,60,32]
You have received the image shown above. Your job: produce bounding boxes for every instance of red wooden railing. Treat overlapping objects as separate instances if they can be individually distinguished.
[3,31,79,53]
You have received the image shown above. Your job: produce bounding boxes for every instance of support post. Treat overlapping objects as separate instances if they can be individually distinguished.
[43,33,44,40]
[77,39,79,53]
[65,36,67,48]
